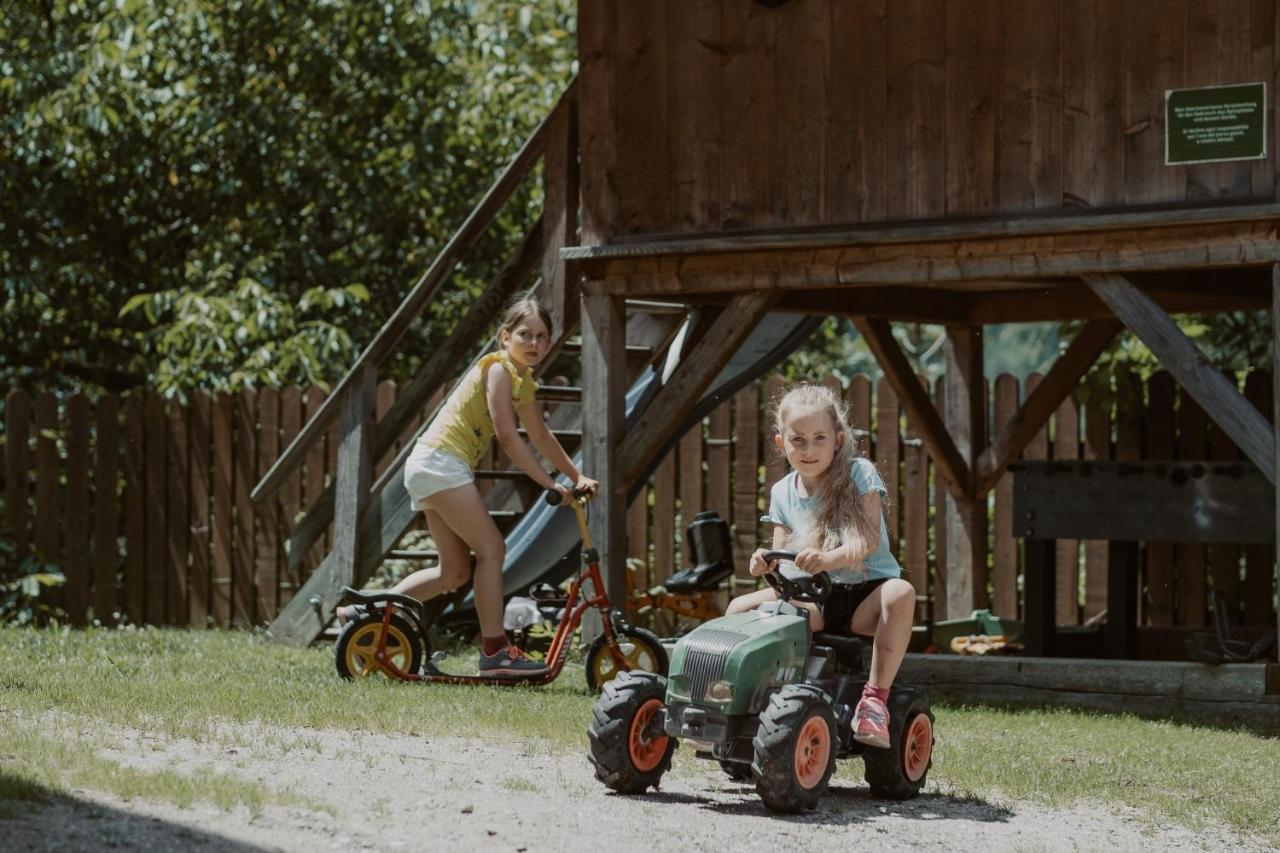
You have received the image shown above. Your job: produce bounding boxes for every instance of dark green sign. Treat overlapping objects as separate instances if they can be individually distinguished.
[1165,82,1267,165]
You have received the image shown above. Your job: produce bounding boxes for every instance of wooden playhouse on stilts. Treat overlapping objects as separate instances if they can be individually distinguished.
[256,1,1279,725]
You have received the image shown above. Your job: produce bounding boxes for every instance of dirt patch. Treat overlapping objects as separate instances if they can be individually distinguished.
[0,717,1269,852]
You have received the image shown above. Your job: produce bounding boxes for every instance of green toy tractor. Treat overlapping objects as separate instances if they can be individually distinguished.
[587,551,934,813]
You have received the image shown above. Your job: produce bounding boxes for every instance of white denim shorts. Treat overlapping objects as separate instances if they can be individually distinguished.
[403,445,474,510]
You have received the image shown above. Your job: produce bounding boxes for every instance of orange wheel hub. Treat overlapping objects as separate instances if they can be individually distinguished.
[902,713,933,782]
[627,698,668,772]
[793,715,831,789]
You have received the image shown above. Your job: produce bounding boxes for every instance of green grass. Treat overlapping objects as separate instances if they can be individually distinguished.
[2,626,1277,845]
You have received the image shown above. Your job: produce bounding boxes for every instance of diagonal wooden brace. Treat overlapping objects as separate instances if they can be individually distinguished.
[852,316,971,501]
[618,291,775,491]
[1084,273,1275,484]
[974,318,1122,495]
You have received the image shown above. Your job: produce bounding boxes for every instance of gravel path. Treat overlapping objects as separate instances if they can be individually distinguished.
[1,718,1270,853]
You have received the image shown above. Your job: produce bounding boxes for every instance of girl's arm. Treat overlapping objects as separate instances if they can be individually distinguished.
[795,492,881,574]
[486,366,560,492]
[749,524,790,576]
[516,402,582,483]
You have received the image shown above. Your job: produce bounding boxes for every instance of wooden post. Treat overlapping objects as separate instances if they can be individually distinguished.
[1273,263,1280,649]
[1024,538,1056,657]
[942,325,986,620]
[1105,541,1139,660]
[332,365,377,593]
[581,283,627,605]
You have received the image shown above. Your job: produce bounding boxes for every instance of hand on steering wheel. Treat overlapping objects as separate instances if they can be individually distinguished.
[758,550,833,604]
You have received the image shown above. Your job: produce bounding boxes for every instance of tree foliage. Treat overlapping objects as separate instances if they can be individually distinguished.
[1,0,575,397]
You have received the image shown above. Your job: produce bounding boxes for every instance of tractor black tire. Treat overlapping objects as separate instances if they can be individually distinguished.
[588,671,676,794]
[334,610,425,680]
[719,760,754,782]
[584,625,669,693]
[862,687,935,800]
[751,685,837,813]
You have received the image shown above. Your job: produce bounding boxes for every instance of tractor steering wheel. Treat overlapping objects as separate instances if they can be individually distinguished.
[760,550,833,604]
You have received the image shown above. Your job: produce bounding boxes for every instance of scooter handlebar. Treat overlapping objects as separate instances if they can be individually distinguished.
[544,484,596,506]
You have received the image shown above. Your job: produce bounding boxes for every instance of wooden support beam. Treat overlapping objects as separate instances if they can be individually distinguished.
[617,291,775,490]
[269,365,375,645]
[537,95,580,339]
[975,319,1122,495]
[1084,273,1276,484]
[1273,262,1280,651]
[581,285,627,604]
[589,222,1280,296]
[851,317,970,502]
[942,325,987,620]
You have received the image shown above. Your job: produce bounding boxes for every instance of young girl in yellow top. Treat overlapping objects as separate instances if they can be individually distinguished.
[342,297,596,677]
[726,383,915,748]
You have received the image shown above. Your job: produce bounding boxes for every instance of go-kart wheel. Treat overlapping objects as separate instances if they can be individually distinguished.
[334,610,425,680]
[719,760,753,782]
[584,625,669,692]
[588,671,675,794]
[751,684,837,813]
[862,687,934,799]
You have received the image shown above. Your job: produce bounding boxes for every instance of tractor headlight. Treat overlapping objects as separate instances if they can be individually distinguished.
[706,680,733,703]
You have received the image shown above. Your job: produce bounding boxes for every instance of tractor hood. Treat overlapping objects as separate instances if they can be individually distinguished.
[666,610,810,716]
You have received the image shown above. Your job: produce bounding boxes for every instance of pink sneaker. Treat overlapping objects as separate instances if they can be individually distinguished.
[852,695,891,749]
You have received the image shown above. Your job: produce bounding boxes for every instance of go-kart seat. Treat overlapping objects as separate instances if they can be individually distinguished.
[813,633,866,672]
[663,511,733,594]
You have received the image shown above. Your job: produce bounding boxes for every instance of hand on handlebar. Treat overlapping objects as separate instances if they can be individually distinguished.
[574,475,599,498]
[748,548,771,577]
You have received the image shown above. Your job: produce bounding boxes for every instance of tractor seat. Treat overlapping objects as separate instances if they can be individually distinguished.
[663,560,733,594]
[813,633,866,672]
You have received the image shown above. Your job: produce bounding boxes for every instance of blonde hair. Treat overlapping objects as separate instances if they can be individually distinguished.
[497,295,553,343]
[774,383,882,555]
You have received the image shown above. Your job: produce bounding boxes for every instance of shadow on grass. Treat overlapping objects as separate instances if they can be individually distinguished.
[628,782,1013,825]
[0,771,268,852]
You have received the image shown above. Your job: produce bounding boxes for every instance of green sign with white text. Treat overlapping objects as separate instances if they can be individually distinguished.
[1165,82,1267,165]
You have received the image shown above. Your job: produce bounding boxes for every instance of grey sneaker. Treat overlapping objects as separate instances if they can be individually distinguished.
[478,645,549,678]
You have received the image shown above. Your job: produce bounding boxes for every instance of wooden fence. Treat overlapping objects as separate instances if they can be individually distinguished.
[2,369,1275,646]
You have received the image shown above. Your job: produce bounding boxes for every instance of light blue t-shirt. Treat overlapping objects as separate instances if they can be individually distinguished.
[768,456,901,584]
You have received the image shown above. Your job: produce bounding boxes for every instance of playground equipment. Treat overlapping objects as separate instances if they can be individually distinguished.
[333,487,666,691]
[627,510,734,630]
[587,551,935,813]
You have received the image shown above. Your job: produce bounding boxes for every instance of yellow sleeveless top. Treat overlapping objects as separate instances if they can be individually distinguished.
[417,351,539,468]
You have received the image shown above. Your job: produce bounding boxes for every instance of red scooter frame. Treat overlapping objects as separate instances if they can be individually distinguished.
[335,488,667,688]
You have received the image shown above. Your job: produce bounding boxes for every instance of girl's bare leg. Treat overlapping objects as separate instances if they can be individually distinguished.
[725,587,778,614]
[420,483,507,638]
[850,578,915,689]
[389,508,473,601]
[726,587,824,630]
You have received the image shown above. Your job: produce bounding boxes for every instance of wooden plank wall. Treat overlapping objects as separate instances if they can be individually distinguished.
[1,369,1276,651]
[578,0,1279,239]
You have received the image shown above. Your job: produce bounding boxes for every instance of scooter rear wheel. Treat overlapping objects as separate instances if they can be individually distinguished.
[334,610,425,680]
[584,625,668,692]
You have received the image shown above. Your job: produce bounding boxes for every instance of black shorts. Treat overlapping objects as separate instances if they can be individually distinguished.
[821,578,891,636]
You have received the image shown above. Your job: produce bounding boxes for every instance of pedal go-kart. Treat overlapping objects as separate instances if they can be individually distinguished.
[587,551,934,813]
[334,487,667,691]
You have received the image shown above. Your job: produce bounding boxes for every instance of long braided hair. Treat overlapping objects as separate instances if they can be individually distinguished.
[774,383,882,557]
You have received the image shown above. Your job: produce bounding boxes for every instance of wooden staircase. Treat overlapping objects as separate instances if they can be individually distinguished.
[251,80,699,645]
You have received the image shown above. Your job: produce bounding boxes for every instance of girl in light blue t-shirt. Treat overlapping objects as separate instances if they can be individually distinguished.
[725,383,915,749]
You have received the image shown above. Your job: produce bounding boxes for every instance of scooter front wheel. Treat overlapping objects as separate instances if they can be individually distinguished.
[335,610,425,680]
[584,625,668,692]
